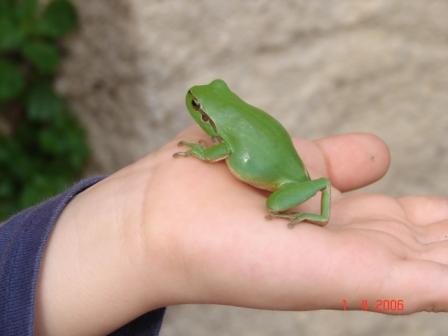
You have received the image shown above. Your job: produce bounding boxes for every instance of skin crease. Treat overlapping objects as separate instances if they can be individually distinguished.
[34,126,448,335]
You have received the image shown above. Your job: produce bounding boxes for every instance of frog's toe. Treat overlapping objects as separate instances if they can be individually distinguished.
[287,220,300,229]
[173,151,191,158]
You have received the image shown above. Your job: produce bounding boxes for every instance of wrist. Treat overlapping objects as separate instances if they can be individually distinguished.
[34,158,176,335]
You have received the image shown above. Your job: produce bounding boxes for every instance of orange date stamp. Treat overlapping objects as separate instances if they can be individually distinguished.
[341,298,405,313]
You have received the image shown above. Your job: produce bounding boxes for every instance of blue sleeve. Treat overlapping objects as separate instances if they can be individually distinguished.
[0,177,165,336]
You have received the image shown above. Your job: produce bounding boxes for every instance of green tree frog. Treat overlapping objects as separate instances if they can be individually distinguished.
[174,79,331,227]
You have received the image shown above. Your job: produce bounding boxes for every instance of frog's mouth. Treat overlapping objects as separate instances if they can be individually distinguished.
[188,90,218,133]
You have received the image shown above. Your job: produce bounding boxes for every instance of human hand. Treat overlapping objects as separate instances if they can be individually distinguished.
[36,127,448,335]
[142,127,448,314]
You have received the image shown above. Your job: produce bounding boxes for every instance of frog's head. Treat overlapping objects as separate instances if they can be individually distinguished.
[186,79,230,137]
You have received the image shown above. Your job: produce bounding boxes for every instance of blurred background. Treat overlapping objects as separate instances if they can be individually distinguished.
[1,0,448,334]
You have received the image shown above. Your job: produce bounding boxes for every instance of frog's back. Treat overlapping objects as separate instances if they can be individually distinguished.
[218,100,309,190]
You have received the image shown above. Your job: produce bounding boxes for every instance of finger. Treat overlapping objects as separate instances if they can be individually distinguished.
[398,196,448,226]
[420,220,448,245]
[418,236,448,264]
[314,133,390,192]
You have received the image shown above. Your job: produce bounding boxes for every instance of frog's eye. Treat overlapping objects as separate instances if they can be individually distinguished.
[201,113,210,122]
[192,98,200,109]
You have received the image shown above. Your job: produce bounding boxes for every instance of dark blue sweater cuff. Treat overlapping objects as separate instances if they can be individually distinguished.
[0,177,165,336]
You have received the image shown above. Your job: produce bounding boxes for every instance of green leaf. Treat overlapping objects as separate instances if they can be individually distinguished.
[15,0,38,22]
[0,58,24,102]
[0,18,24,51]
[36,0,78,38]
[26,83,64,121]
[22,40,60,74]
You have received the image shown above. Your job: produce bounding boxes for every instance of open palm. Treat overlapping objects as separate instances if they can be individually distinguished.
[134,127,448,314]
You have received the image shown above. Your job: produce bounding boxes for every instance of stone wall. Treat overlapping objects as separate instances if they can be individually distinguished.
[59,1,448,334]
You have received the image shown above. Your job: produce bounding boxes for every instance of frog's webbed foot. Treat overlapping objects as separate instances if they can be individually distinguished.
[264,213,297,228]
[173,140,203,158]
[173,139,230,162]
[266,210,296,224]
[267,210,328,229]
[266,178,331,228]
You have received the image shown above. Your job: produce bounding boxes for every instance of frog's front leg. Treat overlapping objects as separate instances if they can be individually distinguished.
[267,178,331,228]
[173,141,230,162]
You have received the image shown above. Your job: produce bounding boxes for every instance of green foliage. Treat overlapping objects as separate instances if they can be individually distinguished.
[0,59,24,101]
[37,0,78,38]
[0,0,88,220]
[22,40,60,74]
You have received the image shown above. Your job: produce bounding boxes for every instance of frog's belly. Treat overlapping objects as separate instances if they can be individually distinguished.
[226,160,277,191]
[225,155,298,191]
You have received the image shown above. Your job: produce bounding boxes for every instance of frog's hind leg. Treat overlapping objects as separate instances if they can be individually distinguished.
[266,178,331,228]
